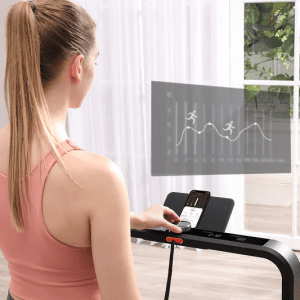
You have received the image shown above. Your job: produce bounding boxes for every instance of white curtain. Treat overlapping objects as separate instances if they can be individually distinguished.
[68,0,245,250]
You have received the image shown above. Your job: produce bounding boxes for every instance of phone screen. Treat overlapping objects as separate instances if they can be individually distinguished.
[179,190,211,228]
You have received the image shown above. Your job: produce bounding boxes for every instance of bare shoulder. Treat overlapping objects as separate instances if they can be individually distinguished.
[64,151,122,219]
[61,150,113,186]
[69,150,111,169]
[70,151,122,189]
[48,149,112,197]
[49,150,115,218]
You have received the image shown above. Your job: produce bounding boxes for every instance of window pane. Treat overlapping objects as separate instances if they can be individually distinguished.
[244,3,295,81]
[244,84,292,236]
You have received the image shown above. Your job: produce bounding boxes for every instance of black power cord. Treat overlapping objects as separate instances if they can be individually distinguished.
[164,240,175,300]
[163,221,192,299]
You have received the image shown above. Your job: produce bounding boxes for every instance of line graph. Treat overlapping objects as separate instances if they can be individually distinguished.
[176,122,272,146]
[151,81,291,175]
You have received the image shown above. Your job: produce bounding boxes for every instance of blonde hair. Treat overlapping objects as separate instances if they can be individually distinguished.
[4,0,97,233]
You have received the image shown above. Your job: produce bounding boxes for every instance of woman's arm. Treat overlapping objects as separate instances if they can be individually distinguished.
[130,212,145,230]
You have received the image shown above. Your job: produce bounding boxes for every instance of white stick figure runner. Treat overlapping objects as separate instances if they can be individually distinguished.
[185,110,198,124]
[223,121,235,135]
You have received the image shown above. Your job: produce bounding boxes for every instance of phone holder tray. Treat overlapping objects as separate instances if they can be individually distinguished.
[163,191,234,232]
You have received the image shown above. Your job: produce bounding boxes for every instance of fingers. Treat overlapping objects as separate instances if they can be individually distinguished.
[162,219,182,233]
[162,206,181,222]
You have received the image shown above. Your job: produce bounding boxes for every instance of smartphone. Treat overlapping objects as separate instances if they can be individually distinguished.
[179,190,211,228]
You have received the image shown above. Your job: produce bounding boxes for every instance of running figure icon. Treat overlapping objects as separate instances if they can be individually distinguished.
[223,121,235,135]
[185,110,198,124]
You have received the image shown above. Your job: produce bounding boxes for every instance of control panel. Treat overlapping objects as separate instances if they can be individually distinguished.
[194,229,268,246]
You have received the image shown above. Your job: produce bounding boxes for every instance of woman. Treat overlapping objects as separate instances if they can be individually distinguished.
[0,1,182,299]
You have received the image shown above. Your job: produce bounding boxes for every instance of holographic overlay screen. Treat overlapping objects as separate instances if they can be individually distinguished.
[151,81,291,176]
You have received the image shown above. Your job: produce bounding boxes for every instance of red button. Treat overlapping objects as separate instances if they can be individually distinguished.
[166,237,183,244]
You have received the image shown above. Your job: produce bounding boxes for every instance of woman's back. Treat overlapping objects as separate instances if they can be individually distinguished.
[61,147,143,299]
[0,126,142,299]
[46,145,143,299]
[0,126,92,249]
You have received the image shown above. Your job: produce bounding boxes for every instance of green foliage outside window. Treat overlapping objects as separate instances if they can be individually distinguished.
[244,2,296,117]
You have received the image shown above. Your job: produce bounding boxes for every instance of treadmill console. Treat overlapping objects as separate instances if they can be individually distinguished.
[194,229,269,246]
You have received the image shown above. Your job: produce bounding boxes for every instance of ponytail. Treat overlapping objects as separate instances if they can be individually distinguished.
[4,0,97,232]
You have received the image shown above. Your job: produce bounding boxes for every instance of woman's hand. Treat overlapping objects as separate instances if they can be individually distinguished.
[135,204,182,233]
